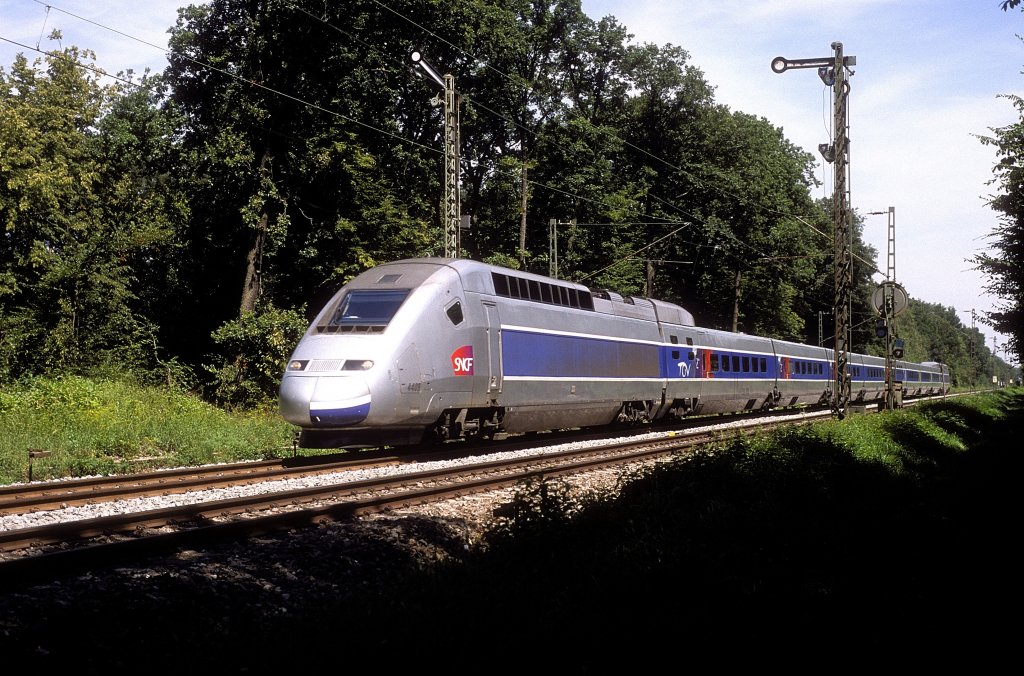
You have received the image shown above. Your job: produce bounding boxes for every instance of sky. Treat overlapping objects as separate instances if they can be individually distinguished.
[1,0,1022,359]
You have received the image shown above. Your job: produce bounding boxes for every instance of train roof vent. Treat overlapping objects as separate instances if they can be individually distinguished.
[317,324,386,334]
[376,274,402,284]
[592,289,624,302]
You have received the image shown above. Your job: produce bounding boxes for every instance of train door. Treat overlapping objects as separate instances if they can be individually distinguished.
[665,329,703,407]
[683,332,704,399]
[482,301,502,395]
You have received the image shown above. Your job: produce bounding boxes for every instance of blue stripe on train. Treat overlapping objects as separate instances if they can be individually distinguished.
[502,329,660,378]
[310,401,371,426]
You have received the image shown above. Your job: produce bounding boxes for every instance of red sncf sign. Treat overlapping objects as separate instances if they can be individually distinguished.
[451,345,474,376]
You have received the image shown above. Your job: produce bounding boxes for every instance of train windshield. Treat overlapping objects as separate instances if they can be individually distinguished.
[326,289,411,328]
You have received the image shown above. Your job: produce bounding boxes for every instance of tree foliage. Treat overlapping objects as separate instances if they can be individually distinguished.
[1,1,1018,402]
[0,39,182,382]
[973,92,1024,365]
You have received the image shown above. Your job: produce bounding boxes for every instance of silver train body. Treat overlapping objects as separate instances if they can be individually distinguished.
[279,258,950,448]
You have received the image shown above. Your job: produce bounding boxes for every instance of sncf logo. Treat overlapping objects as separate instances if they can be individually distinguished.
[451,345,474,376]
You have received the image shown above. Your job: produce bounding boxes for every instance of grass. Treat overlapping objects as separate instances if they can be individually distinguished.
[0,375,297,485]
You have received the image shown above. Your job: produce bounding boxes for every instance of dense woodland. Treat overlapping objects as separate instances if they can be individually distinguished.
[1,0,1019,408]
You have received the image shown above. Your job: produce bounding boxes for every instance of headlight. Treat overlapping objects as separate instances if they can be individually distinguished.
[342,360,374,371]
[287,360,309,371]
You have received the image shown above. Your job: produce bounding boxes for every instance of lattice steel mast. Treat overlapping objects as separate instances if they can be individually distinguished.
[772,42,856,418]
[412,51,461,258]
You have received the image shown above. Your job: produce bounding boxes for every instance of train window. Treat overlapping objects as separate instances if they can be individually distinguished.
[672,350,680,360]
[445,301,464,326]
[540,283,553,303]
[759,357,767,372]
[670,335,678,344]
[492,273,509,296]
[752,358,759,373]
[732,356,740,372]
[529,279,541,301]
[722,355,730,372]
[569,288,580,308]
[324,289,410,329]
[711,354,719,371]
[742,356,750,372]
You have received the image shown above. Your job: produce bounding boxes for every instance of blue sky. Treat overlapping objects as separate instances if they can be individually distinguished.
[580,0,1023,358]
[2,0,1022,357]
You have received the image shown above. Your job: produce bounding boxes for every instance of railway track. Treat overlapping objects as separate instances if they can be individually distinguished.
[1,394,957,589]
[0,409,834,588]
[0,452,405,517]
[0,403,838,517]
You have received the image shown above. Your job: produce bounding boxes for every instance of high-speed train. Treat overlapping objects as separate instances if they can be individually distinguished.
[279,258,949,448]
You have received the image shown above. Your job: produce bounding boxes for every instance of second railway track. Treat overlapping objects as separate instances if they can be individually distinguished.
[1,395,956,589]
[0,409,832,589]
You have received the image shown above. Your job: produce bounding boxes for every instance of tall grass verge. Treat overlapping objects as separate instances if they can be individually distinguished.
[0,375,296,485]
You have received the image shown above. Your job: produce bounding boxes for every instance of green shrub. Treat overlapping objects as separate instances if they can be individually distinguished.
[205,305,308,410]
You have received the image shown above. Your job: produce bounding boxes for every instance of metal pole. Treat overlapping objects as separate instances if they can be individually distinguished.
[411,51,461,259]
[831,42,853,418]
[443,73,460,259]
[549,219,558,278]
[771,43,856,418]
[872,207,897,409]
[884,281,895,409]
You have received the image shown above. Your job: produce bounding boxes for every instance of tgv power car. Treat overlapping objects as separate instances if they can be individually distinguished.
[279,258,949,448]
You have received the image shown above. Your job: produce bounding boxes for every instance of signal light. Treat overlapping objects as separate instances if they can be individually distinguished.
[893,339,905,359]
[875,318,887,338]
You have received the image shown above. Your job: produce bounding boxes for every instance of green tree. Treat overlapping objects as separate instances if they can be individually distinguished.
[973,90,1024,365]
[0,40,178,381]
[164,0,435,365]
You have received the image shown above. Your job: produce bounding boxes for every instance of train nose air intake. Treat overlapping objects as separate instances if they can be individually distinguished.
[309,377,371,426]
[280,375,371,427]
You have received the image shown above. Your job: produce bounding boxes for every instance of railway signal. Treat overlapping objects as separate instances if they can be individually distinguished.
[772,43,857,419]
[411,50,461,259]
